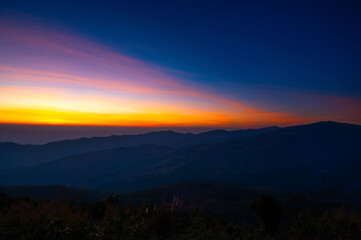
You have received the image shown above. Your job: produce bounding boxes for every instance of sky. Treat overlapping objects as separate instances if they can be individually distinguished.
[0,0,360,142]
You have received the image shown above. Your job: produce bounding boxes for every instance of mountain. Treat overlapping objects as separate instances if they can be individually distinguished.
[0,126,278,171]
[87,121,361,203]
[1,121,360,205]
[0,185,110,203]
[0,145,171,188]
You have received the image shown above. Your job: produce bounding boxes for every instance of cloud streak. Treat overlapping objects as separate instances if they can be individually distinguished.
[1,16,359,127]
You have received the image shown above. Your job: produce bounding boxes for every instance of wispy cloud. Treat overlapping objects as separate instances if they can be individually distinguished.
[1,15,359,127]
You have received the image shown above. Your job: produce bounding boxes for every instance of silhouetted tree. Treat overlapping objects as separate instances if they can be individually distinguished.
[249,194,281,233]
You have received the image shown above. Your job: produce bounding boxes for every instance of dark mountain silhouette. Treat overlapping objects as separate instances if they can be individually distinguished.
[110,121,361,196]
[0,185,110,203]
[1,121,360,204]
[0,145,171,187]
[0,126,278,172]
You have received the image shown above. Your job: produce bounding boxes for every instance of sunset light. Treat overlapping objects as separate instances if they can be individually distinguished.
[1,16,359,127]
[1,2,361,238]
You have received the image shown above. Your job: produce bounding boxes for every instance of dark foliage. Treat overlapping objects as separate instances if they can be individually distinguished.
[0,192,360,240]
[249,194,281,233]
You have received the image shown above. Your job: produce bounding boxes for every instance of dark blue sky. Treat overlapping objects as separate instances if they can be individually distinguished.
[2,0,360,96]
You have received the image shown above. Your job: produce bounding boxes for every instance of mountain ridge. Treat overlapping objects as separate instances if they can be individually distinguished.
[0,125,280,171]
[1,121,360,207]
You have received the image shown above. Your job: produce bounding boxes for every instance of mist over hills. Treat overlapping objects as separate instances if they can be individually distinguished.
[1,121,360,205]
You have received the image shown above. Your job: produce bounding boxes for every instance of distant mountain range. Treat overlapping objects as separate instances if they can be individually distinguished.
[1,121,360,205]
[0,126,278,171]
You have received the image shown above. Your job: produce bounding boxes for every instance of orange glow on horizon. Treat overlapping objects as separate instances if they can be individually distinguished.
[1,17,360,128]
[0,84,303,127]
[0,105,234,126]
[0,18,292,127]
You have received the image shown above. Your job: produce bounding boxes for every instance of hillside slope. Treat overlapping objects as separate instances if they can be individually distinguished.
[0,127,278,171]
[1,122,360,205]
[93,122,361,199]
